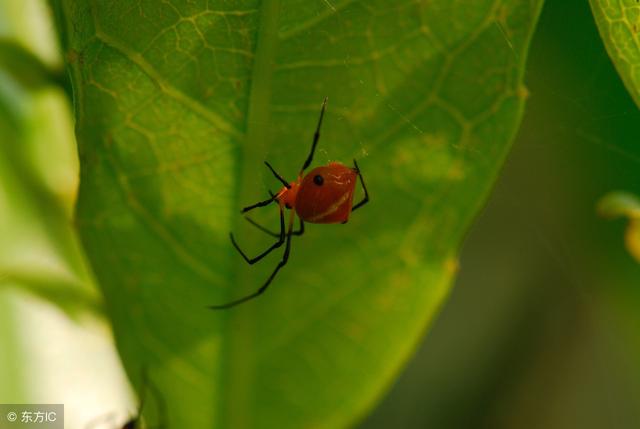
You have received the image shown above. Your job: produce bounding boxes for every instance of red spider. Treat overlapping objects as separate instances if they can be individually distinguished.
[209,98,369,309]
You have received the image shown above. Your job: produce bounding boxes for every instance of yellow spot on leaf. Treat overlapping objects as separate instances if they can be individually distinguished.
[444,257,459,276]
[517,84,530,100]
[392,133,464,185]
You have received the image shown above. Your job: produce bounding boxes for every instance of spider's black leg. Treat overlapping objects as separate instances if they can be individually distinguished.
[245,215,304,237]
[244,216,280,238]
[230,204,285,265]
[241,195,277,214]
[351,158,369,212]
[264,161,290,189]
[244,190,284,238]
[210,212,295,310]
[300,97,328,175]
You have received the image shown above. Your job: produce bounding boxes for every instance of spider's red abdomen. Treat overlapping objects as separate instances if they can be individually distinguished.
[295,162,358,224]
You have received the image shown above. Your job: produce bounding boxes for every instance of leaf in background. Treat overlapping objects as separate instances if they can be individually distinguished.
[598,191,640,262]
[0,1,98,319]
[590,0,640,108]
[54,0,542,427]
[0,290,27,403]
[0,271,102,318]
[590,2,640,263]
[0,39,68,92]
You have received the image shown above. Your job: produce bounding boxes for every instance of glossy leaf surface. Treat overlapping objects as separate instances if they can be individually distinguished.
[54,1,542,427]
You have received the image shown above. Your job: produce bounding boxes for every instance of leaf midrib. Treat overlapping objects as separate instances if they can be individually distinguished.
[224,1,282,428]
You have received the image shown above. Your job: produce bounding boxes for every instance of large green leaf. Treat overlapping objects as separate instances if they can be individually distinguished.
[54,1,542,427]
[590,0,640,108]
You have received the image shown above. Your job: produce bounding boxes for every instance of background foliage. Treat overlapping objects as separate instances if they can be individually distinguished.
[363,0,640,427]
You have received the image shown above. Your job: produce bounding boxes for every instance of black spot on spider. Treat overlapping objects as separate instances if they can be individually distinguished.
[313,174,324,186]
[285,203,292,209]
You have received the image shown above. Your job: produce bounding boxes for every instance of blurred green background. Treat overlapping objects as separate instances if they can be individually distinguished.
[360,0,640,427]
[1,0,639,428]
